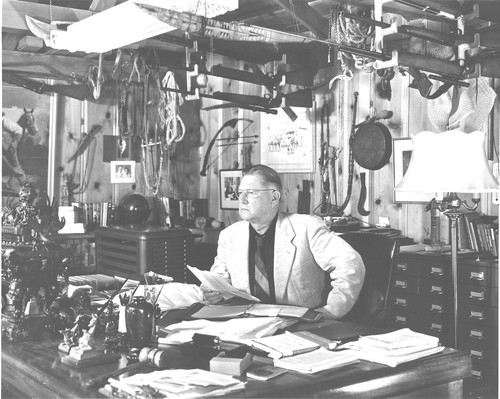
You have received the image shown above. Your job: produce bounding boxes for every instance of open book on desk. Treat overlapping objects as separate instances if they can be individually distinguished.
[187,265,260,302]
[191,303,322,322]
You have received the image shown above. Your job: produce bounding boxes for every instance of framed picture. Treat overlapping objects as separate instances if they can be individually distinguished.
[260,107,315,173]
[110,160,135,184]
[2,85,53,198]
[219,169,243,210]
[393,138,433,203]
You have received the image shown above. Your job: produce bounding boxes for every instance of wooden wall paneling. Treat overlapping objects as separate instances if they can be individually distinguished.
[56,96,83,204]
[83,100,115,204]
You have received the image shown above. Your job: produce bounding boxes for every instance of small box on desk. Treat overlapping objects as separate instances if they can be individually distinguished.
[95,225,193,282]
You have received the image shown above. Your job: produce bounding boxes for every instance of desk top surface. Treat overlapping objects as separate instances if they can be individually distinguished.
[2,318,472,399]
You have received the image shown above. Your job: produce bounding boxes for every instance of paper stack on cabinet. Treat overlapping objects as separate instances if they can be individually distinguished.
[346,328,444,367]
[273,347,359,374]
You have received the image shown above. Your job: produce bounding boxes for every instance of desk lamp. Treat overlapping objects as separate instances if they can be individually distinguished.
[395,130,499,348]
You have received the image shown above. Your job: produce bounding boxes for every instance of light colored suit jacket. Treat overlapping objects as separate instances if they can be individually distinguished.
[210,212,365,319]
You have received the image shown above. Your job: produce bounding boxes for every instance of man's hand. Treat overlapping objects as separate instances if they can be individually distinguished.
[200,285,224,304]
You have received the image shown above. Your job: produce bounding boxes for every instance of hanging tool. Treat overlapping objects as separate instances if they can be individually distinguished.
[332,92,358,216]
[357,172,370,216]
[314,104,332,216]
[200,118,253,176]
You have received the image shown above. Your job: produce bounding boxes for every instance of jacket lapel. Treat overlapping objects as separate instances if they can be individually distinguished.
[274,213,296,301]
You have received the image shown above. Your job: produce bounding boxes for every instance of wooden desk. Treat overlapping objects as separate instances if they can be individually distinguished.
[2,332,471,399]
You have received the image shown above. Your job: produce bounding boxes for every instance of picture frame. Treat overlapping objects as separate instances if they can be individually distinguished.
[2,84,53,198]
[219,169,243,210]
[110,160,135,184]
[260,107,315,173]
[393,138,433,203]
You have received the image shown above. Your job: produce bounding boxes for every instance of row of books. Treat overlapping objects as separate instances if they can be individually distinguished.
[458,212,498,256]
[58,203,116,233]
[155,198,208,227]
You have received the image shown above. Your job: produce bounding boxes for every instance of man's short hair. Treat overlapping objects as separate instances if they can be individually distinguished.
[243,164,282,193]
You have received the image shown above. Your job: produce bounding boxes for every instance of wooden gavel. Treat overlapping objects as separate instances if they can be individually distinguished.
[85,347,168,388]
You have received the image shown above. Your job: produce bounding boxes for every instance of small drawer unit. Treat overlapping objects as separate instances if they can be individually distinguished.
[388,252,453,345]
[95,225,193,282]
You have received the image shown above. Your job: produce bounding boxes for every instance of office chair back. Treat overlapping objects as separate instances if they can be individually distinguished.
[340,232,399,326]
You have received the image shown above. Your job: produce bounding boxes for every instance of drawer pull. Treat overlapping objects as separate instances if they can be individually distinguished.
[396,263,407,272]
[395,280,407,289]
[431,266,444,276]
[430,323,442,331]
[395,298,407,307]
[431,304,442,313]
[470,271,485,281]
[471,370,483,379]
[396,315,407,324]
[470,329,484,339]
[470,291,485,301]
[470,310,484,320]
[431,285,443,294]
[470,349,483,359]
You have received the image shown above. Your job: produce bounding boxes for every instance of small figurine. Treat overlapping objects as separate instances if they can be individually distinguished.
[68,314,102,360]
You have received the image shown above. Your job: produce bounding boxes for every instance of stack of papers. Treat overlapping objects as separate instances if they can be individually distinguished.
[346,328,444,367]
[251,331,320,359]
[273,347,359,374]
[191,303,310,320]
[104,368,245,398]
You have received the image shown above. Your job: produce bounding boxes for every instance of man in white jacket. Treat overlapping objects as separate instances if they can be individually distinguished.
[202,165,365,319]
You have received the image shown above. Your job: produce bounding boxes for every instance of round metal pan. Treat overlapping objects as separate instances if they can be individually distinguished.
[351,122,392,170]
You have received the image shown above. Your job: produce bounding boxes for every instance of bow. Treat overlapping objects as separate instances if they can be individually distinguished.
[200,118,253,176]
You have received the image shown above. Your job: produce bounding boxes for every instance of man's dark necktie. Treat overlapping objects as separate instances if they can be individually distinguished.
[254,235,271,302]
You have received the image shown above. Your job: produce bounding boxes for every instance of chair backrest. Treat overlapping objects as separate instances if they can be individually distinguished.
[340,232,399,326]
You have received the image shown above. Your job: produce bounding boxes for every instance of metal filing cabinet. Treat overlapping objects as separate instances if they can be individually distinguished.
[387,252,454,346]
[388,252,498,397]
[457,257,498,395]
[95,225,193,282]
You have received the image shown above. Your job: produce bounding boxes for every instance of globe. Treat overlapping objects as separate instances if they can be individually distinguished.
[119,193,151,224]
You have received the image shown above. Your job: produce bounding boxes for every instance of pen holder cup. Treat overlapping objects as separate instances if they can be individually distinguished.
[125,296,154,353]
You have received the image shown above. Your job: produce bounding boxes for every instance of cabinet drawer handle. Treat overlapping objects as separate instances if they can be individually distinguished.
[431,304,442,313]
[431,266,444,276]
[395,298,407,307]
[470,349,484,359]
[431,285,443,294]
[470,291,485,301]
[471,370,483,379]
[470,310,484,320]
[396,315,407,324]
[395,280,407,289]
[430,323,442,332]
[396,263,407,272]
[470,271,485,281]
[469,329,484,339]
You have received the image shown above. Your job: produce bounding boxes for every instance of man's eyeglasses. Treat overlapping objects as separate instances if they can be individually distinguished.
[236,189,276,199]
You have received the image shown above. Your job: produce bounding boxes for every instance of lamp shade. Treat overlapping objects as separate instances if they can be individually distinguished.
[395,131,499,194]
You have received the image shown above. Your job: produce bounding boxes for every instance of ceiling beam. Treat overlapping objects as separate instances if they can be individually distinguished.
[2,0,95,34]
[270,0,329,39]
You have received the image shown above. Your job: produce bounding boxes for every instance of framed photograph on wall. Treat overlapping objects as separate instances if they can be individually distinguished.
[219,169,242,210]
[260,107,315,173]
[110,160,135,184]
[393,138,433,203]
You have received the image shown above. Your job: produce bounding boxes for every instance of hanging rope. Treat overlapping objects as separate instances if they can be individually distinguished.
[161,71,186,147]
[330,2,375,73]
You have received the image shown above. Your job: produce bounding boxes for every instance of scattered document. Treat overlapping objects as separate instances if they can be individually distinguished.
[251,331,320,359]
[191,303,311,320]
[187,265,260,302]
[344,328,443,367]
[273,347,359,374]
[105,368,245,398]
